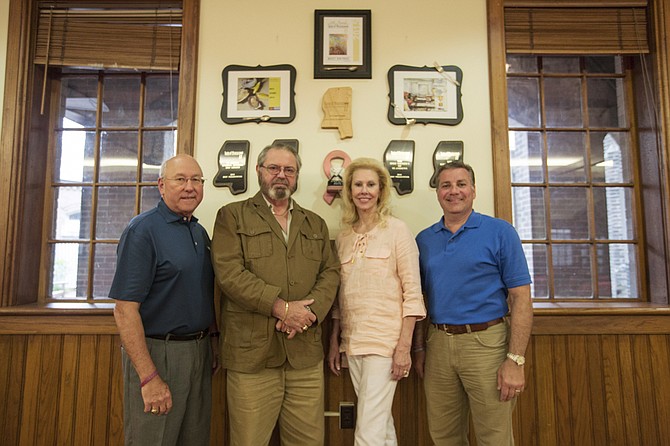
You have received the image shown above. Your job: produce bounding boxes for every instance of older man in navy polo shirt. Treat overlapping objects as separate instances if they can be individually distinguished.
[111,154,219,446]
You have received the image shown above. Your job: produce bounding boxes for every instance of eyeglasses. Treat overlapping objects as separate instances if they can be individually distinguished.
[260,164,298,177]
[165,177,205,186]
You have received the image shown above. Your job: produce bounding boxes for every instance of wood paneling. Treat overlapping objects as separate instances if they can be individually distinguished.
[0,314,669,445]
[0,334,125,445]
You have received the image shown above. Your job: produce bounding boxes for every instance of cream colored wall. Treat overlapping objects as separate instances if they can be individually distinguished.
[195,0,493,237]
[0,0,492,235]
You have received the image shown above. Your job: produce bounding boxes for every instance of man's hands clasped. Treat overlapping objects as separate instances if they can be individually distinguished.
[274,298,316,340]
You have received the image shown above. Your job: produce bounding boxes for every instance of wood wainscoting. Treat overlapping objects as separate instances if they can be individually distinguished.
[0,307,669,445]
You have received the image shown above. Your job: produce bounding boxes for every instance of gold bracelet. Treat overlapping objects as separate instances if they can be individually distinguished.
[282,301,289,322]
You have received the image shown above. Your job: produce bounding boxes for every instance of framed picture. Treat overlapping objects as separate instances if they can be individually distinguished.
[314,10,371,79]
[387,64,463,126]
[221,64,296,124]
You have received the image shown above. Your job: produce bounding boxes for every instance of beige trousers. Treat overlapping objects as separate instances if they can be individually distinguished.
[226,362,324,446]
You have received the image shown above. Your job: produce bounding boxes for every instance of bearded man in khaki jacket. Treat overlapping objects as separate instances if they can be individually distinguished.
[211,142,340,446]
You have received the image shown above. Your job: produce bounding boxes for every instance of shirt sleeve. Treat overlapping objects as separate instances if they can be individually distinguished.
[393,219,427,320]
[499,222,532,289]
[109,223,156,302]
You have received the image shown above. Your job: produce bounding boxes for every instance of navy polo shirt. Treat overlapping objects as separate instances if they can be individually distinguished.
[416,211,531,325]
[109,200,214,336]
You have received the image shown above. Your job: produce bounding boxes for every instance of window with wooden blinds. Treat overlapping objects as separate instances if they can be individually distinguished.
[505,7,649,54]
[34,5,182,71]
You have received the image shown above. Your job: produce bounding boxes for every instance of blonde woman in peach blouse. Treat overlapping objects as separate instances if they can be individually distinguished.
[328,158,426,445]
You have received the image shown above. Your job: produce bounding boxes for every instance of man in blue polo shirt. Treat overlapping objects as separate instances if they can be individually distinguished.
[413,160,532,446]
[110,154,219,446]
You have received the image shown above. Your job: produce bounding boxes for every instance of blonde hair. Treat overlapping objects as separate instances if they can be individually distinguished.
[340,158,392,227]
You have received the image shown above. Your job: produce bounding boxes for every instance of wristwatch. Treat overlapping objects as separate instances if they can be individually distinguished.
[506,352,525,366]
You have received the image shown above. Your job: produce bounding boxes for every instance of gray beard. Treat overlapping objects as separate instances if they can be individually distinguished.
[264,182,294,201]
[259,175,296,201]
[269,186,289,200]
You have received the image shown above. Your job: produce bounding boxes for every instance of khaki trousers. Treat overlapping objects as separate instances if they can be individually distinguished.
[226,361,324,446]
[424,322,515,446]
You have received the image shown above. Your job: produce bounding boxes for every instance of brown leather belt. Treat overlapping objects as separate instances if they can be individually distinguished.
[147,328,209,341]
[432,317,504,335]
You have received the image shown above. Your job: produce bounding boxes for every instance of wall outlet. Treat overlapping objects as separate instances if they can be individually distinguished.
[339,402,355,429]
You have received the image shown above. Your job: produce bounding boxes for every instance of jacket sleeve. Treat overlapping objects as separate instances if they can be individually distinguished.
[210,204,281,317]
[301,216,340,326]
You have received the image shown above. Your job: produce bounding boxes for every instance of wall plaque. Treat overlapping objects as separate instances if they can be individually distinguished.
[213,140,249,194]
[383,140,414,195]
[429,141,464,188]
[321,87,353,139]
[272,138,299,153]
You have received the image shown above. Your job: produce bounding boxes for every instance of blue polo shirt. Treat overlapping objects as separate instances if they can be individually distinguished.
[416,210,531,325]
[109,200,214,336]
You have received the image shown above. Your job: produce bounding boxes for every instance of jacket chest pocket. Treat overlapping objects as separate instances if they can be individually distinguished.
[238,226,273,258]
[299,227,324,261]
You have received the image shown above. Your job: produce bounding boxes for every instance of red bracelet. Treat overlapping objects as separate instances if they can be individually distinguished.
[140,370,159,388]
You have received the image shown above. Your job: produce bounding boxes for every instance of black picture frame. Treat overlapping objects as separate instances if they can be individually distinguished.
[314,10,372,79]
[221,64,296,124]
[387,64,463,126]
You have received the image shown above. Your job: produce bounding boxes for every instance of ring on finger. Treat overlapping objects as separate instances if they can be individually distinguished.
[302,324,309,330]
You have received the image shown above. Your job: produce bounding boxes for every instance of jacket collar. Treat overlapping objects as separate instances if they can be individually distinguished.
[251,192,306,247]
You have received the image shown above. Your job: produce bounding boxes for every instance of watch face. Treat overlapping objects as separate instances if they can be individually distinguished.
[508,352,525,365]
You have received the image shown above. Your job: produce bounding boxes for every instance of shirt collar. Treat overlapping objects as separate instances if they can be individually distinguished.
[157,199,198,225]
[430,210,481,233]
[261,194,294,215]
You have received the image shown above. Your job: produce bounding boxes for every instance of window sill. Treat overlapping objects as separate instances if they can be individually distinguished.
[0,302,117,335]
[1,301,669,336]
[533,301,670,315]
[532,301,670,335]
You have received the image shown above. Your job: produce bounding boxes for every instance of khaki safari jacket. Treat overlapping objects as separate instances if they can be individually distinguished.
[211,192,340,373]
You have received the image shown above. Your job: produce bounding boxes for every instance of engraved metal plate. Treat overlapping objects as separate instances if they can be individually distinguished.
[429,141,464,188]
[383,140,415,195]
[213,140,249,194]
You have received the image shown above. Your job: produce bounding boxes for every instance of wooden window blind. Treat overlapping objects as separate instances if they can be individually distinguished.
[505,6,649,54]
[34,3,182,70]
